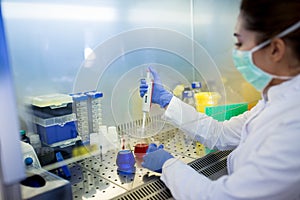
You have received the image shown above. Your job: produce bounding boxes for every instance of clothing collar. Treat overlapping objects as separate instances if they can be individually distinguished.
[264,74,300,103]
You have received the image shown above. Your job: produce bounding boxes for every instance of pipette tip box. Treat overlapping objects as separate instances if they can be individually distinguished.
[31,94,78,145]
[205,103,248,121]
[33,114,77,145]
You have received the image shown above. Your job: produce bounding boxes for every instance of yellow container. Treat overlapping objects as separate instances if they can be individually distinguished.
[194,92,221,113]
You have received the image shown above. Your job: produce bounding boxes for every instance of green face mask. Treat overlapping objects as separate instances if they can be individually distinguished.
[232,21,300,92]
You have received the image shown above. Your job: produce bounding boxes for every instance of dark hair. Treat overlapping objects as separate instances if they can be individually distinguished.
[240,0,300,60]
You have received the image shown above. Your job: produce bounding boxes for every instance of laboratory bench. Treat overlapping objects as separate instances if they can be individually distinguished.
[20,94,245,199]
[56,123,231,200]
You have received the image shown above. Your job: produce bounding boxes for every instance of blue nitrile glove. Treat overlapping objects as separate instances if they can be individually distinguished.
[140,67,173,108]
[146,143,164,153]
[142,144,173,173]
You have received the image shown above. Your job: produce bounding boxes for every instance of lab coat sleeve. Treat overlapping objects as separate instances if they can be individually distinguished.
[160,119,300,200]
[163,96,256,150]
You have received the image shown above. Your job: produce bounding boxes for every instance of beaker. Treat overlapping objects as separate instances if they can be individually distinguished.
[134,138,149,159]
[116,149,136,174]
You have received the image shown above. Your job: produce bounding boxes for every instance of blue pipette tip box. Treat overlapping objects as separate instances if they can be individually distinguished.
[34,114,77,145]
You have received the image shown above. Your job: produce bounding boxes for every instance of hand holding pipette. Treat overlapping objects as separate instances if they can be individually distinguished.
[133,69,154,157]
[140,67,173,109]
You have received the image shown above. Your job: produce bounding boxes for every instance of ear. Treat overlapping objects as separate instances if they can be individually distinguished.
[269,38,286,63]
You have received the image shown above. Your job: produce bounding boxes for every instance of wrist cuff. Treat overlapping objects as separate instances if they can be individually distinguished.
[160,92,173,108]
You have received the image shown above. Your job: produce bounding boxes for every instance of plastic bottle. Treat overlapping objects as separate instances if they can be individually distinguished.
[107,126,119,149]
[182,89,195,107]
[192,81,202,111]
[28,134,41,150]
[173,84,185,100]
[20,130,31,144]
[191,81,202,94]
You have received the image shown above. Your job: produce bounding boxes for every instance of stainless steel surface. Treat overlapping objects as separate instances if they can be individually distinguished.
[111,150,231,200]
[70,122,205,199]
[71,162,127,200]
[21,168,72,200]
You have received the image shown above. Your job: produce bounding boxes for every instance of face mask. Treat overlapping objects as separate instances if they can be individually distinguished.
[232,21,300,91]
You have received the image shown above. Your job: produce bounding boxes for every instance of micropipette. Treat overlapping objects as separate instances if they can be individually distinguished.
[134,69,153,157]
[141,69,153,137]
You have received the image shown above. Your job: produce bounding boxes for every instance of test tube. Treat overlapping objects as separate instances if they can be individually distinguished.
[71,93,89,145]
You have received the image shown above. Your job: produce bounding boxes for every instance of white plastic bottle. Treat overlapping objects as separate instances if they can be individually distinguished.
[191,81,202,94]
[182,89,195,107]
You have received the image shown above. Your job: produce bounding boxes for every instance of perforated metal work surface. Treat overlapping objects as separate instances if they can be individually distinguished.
[69,122,231,199]
[71,163,127,199]
[112,150,231,200]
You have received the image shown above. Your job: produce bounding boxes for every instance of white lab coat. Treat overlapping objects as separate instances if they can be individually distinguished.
[161,74,300,200]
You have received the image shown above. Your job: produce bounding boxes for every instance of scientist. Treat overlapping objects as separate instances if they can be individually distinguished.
[140,0,300,199]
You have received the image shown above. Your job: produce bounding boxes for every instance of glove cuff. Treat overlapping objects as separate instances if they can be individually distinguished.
[160,91,173,108]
